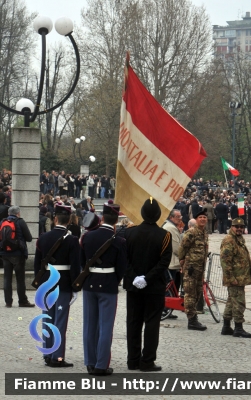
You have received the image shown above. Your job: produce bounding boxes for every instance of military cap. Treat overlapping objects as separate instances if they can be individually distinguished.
[103,199,120,215]
[194,208,207,219]
[83,210,100,231]
[141,197,161,223]
[232,218,245,226]
[54,202,71,215]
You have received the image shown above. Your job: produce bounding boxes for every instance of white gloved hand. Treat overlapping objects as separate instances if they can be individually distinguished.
[69,292,78,306]
[133,276,147,289]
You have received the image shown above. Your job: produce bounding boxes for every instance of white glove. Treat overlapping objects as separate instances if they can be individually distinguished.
[69,292,78,306]
[133,276,147,289]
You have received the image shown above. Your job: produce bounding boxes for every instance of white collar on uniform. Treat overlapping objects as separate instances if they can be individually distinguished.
[101,224,114,230]
[55,225,67,229]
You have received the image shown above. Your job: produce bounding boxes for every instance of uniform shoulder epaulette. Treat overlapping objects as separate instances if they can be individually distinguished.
[161,231,171,254]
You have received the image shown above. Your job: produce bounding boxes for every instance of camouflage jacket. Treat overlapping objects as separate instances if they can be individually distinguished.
[220,229,251,287]
[178,226,208,269]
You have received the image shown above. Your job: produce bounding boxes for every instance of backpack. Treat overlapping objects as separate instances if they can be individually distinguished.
[0,217,20,251]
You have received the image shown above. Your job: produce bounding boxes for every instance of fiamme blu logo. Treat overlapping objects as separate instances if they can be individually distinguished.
[29,264,61,354]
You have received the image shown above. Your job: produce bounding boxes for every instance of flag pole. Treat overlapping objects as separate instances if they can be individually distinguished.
[221,156,229,188]
[123,51,130,95]
[223,168,229,188]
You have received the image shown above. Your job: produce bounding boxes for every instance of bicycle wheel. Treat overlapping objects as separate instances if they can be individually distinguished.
[203,283,221,323]
[161,288,175,321]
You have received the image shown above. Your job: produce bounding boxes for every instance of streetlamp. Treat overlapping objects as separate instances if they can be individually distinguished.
[229,101,241,178]
[6,16,80,125]
[73,136,96,175]
[0,15,81,267]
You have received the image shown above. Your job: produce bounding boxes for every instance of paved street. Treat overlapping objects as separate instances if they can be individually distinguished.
[1,233,251,399]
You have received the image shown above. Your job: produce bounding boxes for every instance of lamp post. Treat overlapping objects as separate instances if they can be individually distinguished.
[229,101,241,179]
[73,136,96,176]
[0,15,80,268]
[0,16,80,126]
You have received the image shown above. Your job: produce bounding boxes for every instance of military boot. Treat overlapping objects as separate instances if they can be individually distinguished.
[221,319,234,335]
[188,314,207,331]
[233,322,251,338]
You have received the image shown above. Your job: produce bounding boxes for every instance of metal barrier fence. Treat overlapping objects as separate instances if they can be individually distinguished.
[205,253,228,302]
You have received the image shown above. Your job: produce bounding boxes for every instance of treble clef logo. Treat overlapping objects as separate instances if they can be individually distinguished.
[29,264,61,354]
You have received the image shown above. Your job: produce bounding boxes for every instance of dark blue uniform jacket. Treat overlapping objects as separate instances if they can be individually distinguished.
[80,224,127,294]
[34,226,80,292]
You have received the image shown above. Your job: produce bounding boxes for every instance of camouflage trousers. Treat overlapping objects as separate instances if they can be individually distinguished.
[183,265,204,319]
[223,286,246,323]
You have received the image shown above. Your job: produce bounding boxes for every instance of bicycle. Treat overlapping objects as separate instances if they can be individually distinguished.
[161,270,221,323]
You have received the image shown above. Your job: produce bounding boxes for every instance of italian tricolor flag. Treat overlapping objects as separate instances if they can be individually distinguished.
[221,157,239,176]
[115,53,207,226]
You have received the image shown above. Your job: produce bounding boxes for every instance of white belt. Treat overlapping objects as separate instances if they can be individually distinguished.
[89,267,115,273]
[48,265,71,271]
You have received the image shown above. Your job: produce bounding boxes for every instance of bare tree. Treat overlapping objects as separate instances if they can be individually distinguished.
[76,0,213,174]
[77,0,125,174]
[0,0,36,168]
[32,43,80,156]
[125,0,212,116]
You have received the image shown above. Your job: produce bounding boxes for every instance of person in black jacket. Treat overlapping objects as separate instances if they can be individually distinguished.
[0,206,33,307]
[34,203,80,368]
[124,198,172,372]
[67,213,81,239]
[80,200,127,376]
[189,198,201,219]
[0,192,9,221]
[215,199,229,234]
[39,206,51,236]
[230,200,238,223]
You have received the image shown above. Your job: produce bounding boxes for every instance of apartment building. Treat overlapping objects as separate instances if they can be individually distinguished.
[213,11,251,59]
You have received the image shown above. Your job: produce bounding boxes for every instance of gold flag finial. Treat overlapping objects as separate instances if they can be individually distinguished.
[150,196,153,204]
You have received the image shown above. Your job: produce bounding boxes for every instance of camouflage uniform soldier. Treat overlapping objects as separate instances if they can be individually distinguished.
[220,217,251,338]
[179,209,208,330]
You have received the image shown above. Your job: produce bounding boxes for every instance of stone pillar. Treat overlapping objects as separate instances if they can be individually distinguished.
[12,127,40,269]
[80,164,89,175]
[80,165,89,198]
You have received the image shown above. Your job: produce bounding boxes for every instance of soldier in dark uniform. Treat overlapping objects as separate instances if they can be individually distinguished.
[34,203,80,367]
[179,209,208,331]
[80,200,127,376]
[220,217,251,338]
[124,198,172,372]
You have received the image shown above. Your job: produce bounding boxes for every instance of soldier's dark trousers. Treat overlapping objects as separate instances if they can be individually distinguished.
[3,255,28,305]
[223,286,245,323]
[42,291,71,360]
[183,267,203,318]
[206,219,212,234]
[218,218,227,234]
[126,292,164,369]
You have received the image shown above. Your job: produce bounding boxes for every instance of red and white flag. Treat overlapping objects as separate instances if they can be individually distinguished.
[115,54,207,225]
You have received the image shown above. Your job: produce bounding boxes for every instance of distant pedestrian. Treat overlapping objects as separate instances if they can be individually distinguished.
[0,206,34,308]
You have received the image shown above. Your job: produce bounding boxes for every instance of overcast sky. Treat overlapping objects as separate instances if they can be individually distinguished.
[25,0,251,42]
[191,0,251,25]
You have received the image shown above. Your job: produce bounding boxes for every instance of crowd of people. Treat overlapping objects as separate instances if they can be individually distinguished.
[2,168,251,233]
[174,176,251,234]
[1,168,251,374]
[39,170,116,199]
